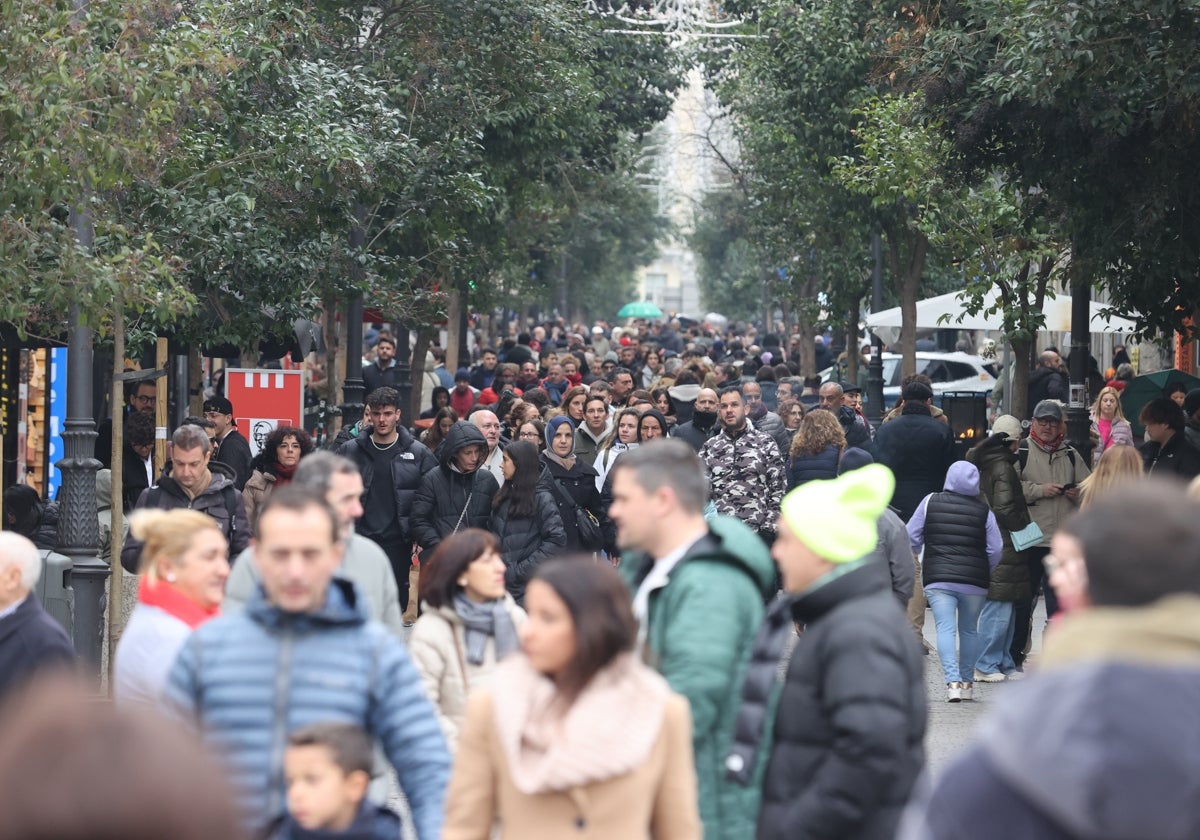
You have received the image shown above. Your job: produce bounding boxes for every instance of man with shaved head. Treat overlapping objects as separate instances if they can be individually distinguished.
[671,388,722,452]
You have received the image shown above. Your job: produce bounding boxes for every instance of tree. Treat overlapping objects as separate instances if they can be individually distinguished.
[917,0,1200,338]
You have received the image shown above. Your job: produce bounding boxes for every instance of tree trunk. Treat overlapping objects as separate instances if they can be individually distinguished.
[886,224,928,379]
[846,299,862,381]
[445,289,462,374]
[409,326,436,420]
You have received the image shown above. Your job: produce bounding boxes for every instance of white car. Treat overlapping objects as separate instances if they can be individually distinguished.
[821,351,998,407]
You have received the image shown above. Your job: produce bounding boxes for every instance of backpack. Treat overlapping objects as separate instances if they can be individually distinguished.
[144,485,239,545]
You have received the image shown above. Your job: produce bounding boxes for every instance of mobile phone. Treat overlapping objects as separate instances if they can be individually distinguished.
[1062,483,1077,492]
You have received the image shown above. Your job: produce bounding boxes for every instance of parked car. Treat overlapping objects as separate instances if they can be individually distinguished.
[820,351,998,408]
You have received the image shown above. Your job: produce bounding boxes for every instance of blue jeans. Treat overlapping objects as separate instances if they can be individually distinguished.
[975,600,1016,675]
[926,589,986,684]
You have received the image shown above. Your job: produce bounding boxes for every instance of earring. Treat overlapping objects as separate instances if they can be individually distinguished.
[166,572,177,583]
[457,579,468,588]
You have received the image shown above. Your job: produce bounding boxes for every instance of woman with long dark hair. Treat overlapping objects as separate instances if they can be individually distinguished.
[420,406,459,455]
[409,529,525,748]
[489,441,567,606]
[443,559,700,839]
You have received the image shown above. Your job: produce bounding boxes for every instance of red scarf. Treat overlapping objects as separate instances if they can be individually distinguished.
[137,576,220,629]
[274,462,297,485]
[1030,427,1065,452]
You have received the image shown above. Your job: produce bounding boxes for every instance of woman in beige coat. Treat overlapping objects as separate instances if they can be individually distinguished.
[409,529,525,749]
[443,558,700,840]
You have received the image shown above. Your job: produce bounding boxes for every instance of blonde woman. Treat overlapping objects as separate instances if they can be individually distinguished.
[1079,444,1144,507]
[1089,386,1133,466]
[786,409,847,489]
[114,509,229,707]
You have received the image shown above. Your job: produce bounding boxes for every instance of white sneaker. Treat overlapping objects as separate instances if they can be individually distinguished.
[1005,670,1026,681]
[960,682,974,701]
[947,682,962,703]
[974,669,1006,683]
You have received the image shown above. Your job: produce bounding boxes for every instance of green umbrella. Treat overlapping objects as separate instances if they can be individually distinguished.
[617,301,663,319]
[1120,369,1200,436]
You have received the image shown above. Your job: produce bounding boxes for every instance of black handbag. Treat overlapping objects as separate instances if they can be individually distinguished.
[546,474,604,550]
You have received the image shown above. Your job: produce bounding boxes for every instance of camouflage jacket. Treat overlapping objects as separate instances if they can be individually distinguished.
[700,425,785,534]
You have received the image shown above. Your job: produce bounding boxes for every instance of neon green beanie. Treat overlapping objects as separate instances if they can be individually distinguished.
[779,463,895,563]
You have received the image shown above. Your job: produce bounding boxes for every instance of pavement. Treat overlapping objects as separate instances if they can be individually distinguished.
[922,599,1047,776]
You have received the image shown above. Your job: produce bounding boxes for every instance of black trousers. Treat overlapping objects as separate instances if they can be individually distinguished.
[1010,545,1058,668]
[373,536,413,612]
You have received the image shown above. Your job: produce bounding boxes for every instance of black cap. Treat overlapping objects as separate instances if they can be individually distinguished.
[841,381,862,394]
[203,396,233,415]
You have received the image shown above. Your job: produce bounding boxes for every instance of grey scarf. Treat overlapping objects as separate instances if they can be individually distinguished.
[454,593,520,665]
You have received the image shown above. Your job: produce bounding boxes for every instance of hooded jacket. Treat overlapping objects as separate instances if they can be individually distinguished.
[164,578,450,838]
[622,516,776,840]
[900,595,1200,840]
[411,422,500,559]
[907,461,1002,592]
[967,440,1033,602]
[574,418,611,464]
[119,462,250,573]
[756,562,926,840]
[490,486,567,605]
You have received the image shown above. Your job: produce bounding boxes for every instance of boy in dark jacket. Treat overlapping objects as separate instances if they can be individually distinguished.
[271,722,403,840]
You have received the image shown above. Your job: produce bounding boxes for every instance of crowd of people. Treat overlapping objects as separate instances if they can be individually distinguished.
[5,318,1200,839]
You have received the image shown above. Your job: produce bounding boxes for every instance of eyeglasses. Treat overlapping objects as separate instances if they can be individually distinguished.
[519,431,541,440]
[131,395,155,405]
[203,410,226,418]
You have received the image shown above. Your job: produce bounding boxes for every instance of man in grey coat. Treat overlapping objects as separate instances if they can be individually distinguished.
[223,452,404,635]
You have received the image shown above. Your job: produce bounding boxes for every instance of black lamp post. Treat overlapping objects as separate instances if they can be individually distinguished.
[59,210,106,673]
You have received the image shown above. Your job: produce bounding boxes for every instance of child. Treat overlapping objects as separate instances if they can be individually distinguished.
[269,722,402,840]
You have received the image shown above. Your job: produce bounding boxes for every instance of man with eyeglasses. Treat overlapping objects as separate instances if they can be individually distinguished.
[1012,399,1090,670]
[95,379,157,468]
[469,408,507,487]
[203,396,253,491]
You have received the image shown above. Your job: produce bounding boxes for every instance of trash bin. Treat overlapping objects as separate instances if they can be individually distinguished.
[35,549,74,637]
[942,391,989,460]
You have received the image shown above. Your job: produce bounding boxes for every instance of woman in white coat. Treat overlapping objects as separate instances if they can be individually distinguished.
[114,509,229,707]
[409,528,525,748]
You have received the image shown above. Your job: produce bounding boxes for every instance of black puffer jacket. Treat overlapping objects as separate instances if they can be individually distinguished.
[873,403,956,521]
[410,422,499,560]
[489,488,567,605]
[968,440,1032,602]
[757,562,926,840]
[337,426,437,544]
[786,444,841,490]
[539,454,616,553]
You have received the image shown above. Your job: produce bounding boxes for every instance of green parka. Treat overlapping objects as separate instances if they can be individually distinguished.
[967,440,1033,602]
[622,515,776,840]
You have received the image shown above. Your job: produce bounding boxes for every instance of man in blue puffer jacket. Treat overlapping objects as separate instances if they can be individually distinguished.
[165,487,450,839]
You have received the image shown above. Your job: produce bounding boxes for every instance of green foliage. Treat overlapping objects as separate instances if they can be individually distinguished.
[0,0,217,336]
[918,0,1200,337]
